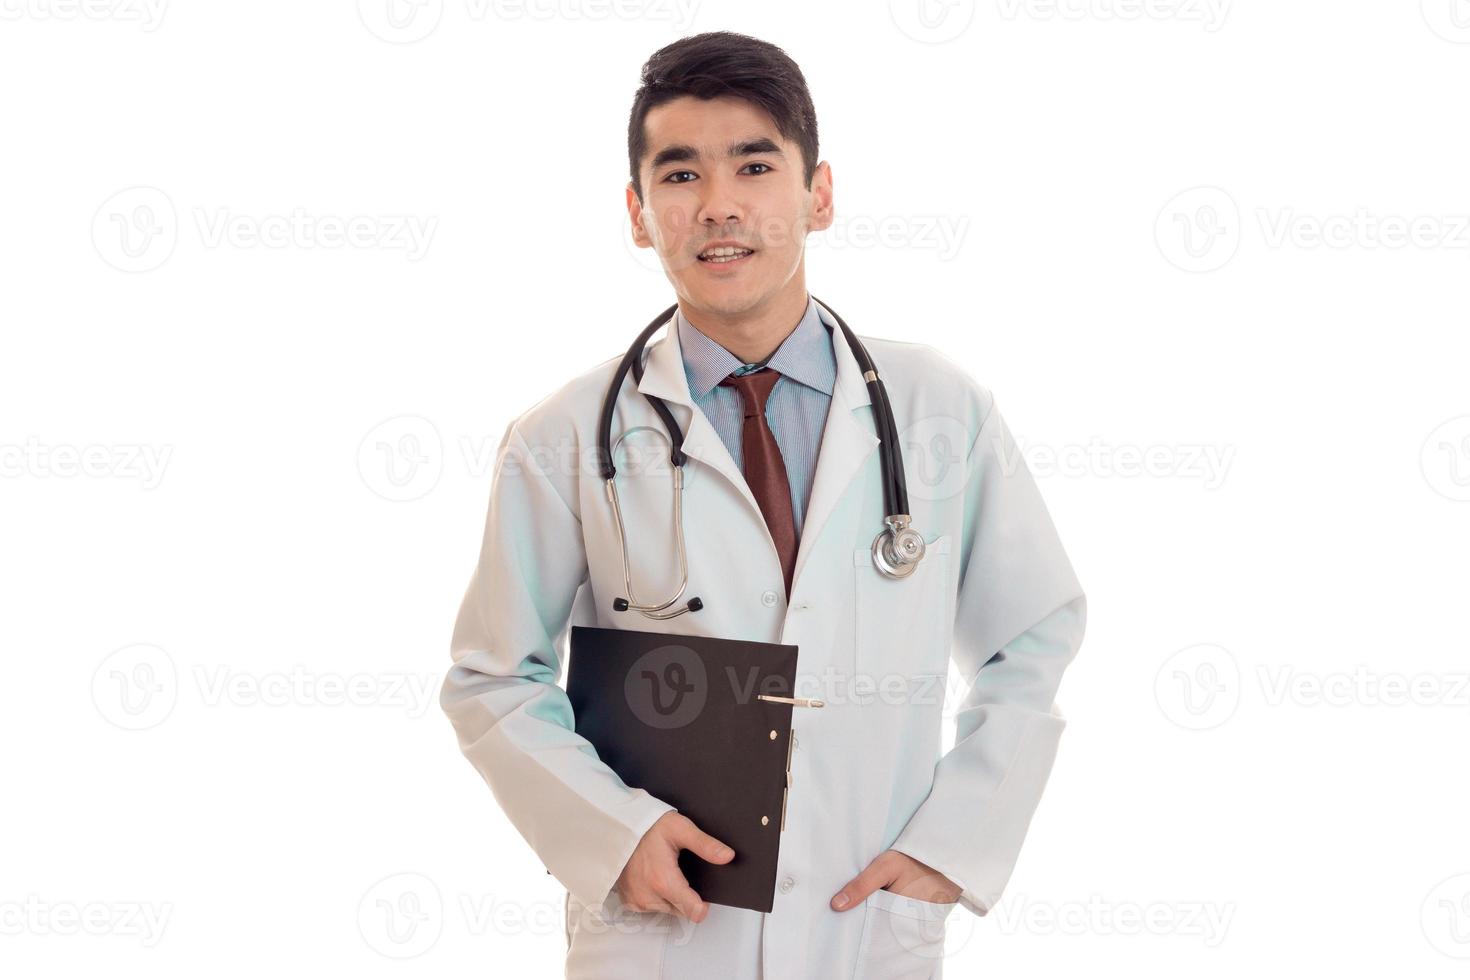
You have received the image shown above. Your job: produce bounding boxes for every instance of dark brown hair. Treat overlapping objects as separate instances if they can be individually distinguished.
[627,31,820,204]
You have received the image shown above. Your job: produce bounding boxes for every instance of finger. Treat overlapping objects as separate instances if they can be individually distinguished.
[831,858,897,911]
[659,879,710,923]
[668,815,736,865]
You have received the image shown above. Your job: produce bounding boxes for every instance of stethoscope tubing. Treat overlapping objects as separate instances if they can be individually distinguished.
[596,302,685,482]
[810,297,910,522]
[596,297,918,614]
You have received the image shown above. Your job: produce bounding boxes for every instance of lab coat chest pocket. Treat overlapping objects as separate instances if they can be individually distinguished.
[853,535,953,696]
[852,887,956,980]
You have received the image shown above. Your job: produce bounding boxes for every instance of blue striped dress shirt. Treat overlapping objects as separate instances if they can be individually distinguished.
[676,295,836,539]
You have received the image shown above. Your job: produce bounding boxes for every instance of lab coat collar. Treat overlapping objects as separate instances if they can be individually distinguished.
[635,298,872,414]
[676,295,836,400]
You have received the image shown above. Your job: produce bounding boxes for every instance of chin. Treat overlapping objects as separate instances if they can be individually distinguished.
[680,280,771,317]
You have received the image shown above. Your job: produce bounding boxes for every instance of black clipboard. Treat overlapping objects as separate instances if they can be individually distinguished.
[566,625,808,913]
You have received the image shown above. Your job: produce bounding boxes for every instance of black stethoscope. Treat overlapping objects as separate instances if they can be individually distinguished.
[596,297,925,619]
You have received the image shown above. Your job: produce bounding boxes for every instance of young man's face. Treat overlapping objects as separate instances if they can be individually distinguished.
[627,94,832,319]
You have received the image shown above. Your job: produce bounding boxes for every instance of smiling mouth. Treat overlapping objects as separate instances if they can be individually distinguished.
[697,246,756,265]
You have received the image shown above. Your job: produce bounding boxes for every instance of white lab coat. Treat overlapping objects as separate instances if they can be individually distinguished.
[441,301,1086,980]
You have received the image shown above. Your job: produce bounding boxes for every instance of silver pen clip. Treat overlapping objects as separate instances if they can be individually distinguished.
[756,694,825,708]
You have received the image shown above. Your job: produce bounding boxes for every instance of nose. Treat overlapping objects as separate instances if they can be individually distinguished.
[694,169,744,228]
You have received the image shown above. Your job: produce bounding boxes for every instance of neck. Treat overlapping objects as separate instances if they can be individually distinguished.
[678,277,811,364]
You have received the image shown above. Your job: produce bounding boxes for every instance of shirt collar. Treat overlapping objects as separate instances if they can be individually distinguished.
[677,294,836,400]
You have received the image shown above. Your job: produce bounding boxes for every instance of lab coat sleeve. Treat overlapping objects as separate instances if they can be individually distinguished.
[439,419,676,912]
[889,395,1087,918]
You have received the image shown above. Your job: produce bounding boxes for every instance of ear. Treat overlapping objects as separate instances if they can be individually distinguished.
[808,161,834,233]
[626,182,652,249]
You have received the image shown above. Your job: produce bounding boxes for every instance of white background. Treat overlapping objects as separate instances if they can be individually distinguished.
[3,0,1469,976]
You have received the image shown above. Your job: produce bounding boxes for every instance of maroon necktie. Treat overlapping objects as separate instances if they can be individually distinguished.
[718,368,798,598]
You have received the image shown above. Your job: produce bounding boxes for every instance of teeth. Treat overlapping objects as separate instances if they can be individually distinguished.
[700,246,753,262]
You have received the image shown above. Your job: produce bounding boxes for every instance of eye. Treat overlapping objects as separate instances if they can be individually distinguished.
[743,163,772,175]
[664,171,697,184]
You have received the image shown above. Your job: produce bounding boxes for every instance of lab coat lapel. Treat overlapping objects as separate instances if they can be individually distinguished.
[633,315,768,531]
[790,303,878,590]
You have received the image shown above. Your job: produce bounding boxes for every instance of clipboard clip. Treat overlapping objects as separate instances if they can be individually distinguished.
[754,696,821,833]
[779,724,796,832]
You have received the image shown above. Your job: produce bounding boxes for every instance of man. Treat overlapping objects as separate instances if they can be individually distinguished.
[440,31,1086,979]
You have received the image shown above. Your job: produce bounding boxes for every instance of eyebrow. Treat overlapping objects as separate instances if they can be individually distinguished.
[648,137,785,174]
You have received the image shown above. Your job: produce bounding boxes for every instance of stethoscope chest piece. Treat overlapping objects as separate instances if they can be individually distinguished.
[871,515,926,579]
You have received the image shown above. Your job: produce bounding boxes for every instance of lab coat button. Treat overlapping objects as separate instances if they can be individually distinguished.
[761,590,778,607]
[779,876,794,893]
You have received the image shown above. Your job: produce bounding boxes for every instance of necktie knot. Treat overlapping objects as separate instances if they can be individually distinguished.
[718,368,782,418]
